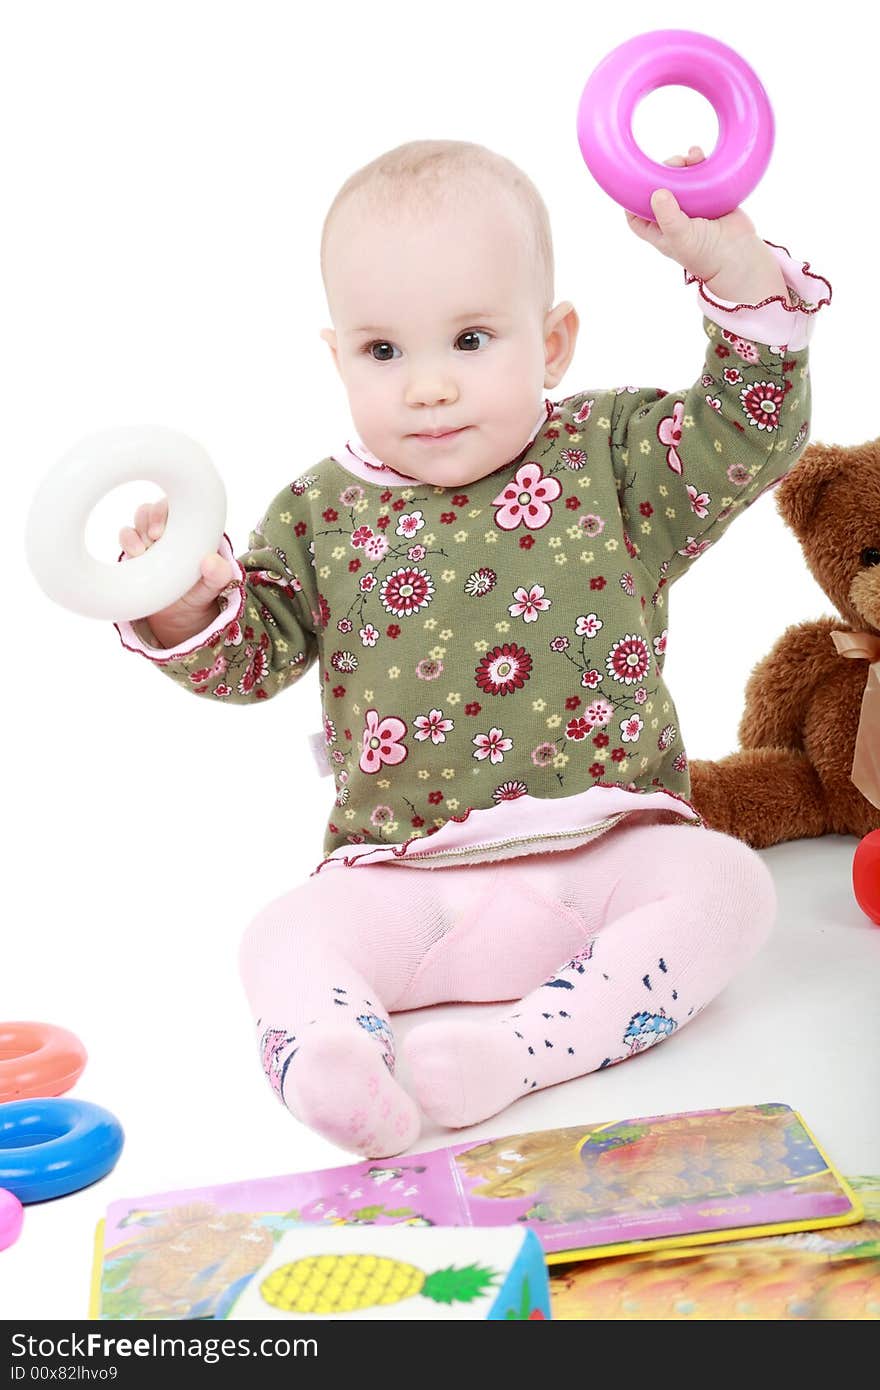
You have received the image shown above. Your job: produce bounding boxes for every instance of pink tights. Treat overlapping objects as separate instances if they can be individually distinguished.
[239,820,774,1157]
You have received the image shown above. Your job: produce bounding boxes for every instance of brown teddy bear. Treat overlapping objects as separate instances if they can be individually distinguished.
[689,439,880,848]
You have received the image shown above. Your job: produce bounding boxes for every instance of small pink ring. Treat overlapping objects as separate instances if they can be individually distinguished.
[0,1022,87,1102]
[0,1187,23,1250]
[576,30,774,221]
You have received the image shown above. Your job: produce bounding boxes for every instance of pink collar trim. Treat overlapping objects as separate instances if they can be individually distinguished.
[330,403,553,486]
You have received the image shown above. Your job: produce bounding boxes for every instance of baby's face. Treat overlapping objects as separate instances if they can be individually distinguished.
[322,190,575,487]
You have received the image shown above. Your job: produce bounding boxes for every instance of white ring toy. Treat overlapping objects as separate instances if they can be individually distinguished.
[26,426,227,622]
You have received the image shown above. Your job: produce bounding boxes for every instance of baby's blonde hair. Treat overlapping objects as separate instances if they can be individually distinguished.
[321,139,555,311]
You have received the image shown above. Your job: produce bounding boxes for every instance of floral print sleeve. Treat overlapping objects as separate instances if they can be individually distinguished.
[608,315,810,593]
[116,479,319,703]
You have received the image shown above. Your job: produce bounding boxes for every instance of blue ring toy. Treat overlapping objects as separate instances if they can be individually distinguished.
[0,1098,124,1203]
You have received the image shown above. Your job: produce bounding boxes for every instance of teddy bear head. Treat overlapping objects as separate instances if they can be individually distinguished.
[775,439,880,633]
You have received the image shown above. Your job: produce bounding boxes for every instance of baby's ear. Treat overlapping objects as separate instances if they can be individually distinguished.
[320,327,340,372]
[543,301,579,390]
[776,441,871,539]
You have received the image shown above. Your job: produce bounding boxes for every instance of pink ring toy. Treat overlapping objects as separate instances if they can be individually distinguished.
[576,30,774,221]
[0,1187,23,1250]
[0,1022,87,1102]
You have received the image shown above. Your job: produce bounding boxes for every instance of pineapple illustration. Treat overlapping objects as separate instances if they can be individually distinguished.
[260,1253,499,1315]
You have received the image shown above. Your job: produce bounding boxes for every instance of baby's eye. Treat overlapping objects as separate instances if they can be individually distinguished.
[455,330,492,352]
[861,547,880,567]
[367,342,401,362]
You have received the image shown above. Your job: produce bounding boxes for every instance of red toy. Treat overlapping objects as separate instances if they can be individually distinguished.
[852,830,880,924]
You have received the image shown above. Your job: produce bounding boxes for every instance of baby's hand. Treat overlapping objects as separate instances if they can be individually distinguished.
[625,146,788,305]
[119,498,234,647]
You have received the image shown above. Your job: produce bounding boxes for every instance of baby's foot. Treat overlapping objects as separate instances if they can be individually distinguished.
[282,1021,420,1158]
[403,1019,526,1129]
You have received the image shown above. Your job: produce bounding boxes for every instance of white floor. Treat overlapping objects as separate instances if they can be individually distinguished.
[1,836,878,1321]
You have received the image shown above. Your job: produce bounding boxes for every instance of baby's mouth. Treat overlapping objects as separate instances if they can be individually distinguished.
[409,427,470,442]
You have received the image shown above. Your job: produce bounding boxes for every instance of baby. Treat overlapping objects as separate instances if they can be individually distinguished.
[117,140,829,1158]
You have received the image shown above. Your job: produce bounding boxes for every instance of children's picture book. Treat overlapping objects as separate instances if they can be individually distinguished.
[90,1103,863,1320]
[549,1175,880,1320]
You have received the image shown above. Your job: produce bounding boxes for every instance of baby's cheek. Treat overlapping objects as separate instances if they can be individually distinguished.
[349,391,393,448]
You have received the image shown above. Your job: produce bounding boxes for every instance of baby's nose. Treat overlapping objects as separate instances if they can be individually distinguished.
[404,369,459,408]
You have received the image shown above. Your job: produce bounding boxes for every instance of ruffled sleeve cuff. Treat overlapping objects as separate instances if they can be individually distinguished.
[114,535,246,663]
[686,242,831,351]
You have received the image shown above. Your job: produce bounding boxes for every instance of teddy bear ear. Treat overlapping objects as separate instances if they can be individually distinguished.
[776,443,855,538]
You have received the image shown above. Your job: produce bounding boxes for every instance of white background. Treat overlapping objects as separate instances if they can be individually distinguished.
[2,0,877,1322]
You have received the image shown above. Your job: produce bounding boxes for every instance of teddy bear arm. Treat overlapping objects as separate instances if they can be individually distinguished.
[688,749,828,847]
[737,618,840,750]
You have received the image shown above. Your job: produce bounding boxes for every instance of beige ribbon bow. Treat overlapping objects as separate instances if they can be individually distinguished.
[831,629,880,808]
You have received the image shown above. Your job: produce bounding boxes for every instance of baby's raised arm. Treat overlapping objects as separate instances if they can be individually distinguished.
[582,145,829,601]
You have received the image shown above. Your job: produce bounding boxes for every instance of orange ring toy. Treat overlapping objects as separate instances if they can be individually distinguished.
[0,1022,87,1101]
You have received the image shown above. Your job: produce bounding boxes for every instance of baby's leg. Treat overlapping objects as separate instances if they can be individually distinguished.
[403,822,775,1128]
[239,867,439,1157]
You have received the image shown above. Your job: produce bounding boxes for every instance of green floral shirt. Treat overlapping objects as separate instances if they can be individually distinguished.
[119,315,813,863]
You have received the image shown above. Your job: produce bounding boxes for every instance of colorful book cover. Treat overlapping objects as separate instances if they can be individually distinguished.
[90,1103,863,1320]
[549,1176,880,1319]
